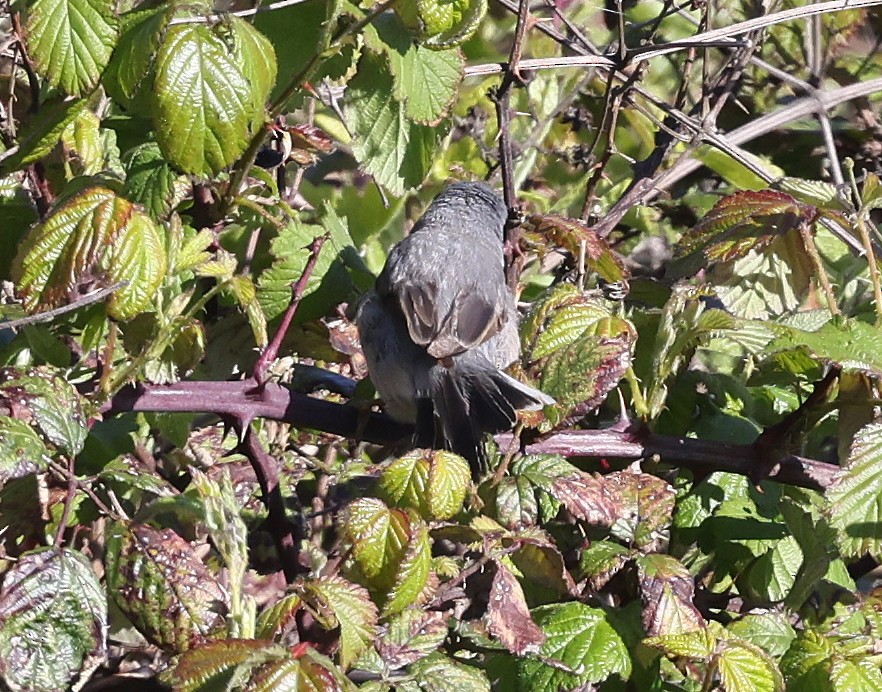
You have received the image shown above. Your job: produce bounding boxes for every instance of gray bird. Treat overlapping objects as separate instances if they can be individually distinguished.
[355,181,554,475]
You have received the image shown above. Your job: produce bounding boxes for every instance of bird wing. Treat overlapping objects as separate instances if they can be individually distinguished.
[397,282,505,361]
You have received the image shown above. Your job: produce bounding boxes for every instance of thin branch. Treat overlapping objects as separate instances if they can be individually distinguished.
[0,282,128,332]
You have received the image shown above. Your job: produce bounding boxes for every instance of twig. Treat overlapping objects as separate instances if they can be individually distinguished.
[240,425,303,582]
[102,378,843,491]
[253,233,329,382]
[0,282,128,331]
[53,456,77,549]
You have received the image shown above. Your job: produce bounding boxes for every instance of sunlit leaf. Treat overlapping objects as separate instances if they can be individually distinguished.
[0,549,107,692]
[303,576,377,670]
[379,449,470,520]
[485,560,545,655]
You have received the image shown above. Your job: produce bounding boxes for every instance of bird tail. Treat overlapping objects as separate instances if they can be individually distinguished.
[428,354,554,477]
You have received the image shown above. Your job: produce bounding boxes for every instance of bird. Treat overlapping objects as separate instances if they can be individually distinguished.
[355,181,553,476]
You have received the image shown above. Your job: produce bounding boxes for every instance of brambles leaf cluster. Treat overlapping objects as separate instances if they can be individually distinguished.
[1,1,882,690]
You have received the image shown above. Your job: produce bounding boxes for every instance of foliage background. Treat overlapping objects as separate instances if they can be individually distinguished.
[1,0,882,690]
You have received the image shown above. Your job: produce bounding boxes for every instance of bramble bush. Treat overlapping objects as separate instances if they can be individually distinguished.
[1,1,882,690]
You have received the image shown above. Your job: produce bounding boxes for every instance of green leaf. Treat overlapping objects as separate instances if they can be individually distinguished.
[151,19,272,176]
[579,540,632,590]
[255,594,301,640]
[728,613,796,660]
[518,602,630,688]
[717,639,785,692]
[765,316,882,377]
[396,0,488,49]
[525,215,628,283]
[827,422,882,559]
[829,658,882,691]
[379,449,470,520]
[122,141,189,220]
[26,0,118,95]
[344,51,444,196]
[0,417,52,482]
[405,651,491,691]
[382,518,431,616]
[104,522,227,652]
[227,274,268,348]
[0,548,107,692]
[490,475,539,528]
[257,221,339,323]
[13,186,166,321]
[303,576,378,670]
[102,8,168,113]
[0,366,87,456]
[644,627,716,660]
[0,96,88,172]
[340,498,409,591]
[366,14,463,125]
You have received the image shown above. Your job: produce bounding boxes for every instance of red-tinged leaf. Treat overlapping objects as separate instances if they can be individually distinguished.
[12,186,166,321]
[287,124,334,154]
[604,471,676,550]
[485,560,545,656]
[673,189,815,273]
[104,522,227,652]
[636,553,705,636]
[376,610,448,668]
[255,594,302,640]
[551,470,619,526]
[0,548,107,692]
[524,214,628,283]
[510,538,576,596]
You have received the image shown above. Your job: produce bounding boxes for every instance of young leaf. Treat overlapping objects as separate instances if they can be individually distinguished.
[303,576,378,670]
[395,0,488,49]
[716,639,785,692]
[517,602,631,688]
[0,549,107,692]
[379,449,470,520]
[104,522,227,651]
[13,186,166,321]
[340,498,409,591]
[382,518,431,616]
[25,0,118,96]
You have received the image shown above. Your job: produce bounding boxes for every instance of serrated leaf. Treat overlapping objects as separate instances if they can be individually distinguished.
[104,522,227,652]
[13,186,166,321]
[827,423,882,559]
[365,14,462,125]
[152,18,274,176]
[376,610,448,669]
[644,626,717,659]
[383,518,431,616]
[579,540,632,591]
[779,177,845,209]
[518,602,630,688]
[341,498,409,590]
[604,471,675,550]
[61,109,105,175]
[491,475,539,528]
[744,535,802,603]
[407,651,491,691]
[673,189,813,269]
[398,0,488,49]
[0,417,52,482]
[0,548,107,692]
[379,449,470,520]
[511,538,575,595]
[102,8,167,112]
[344,51,444,196]
[765,317,882,376]
[636,554,704,636]
[0,96,88,172]
[861,172,882,211]
[829,658,882,691]
[0,366,87,456]
[717,639,785,692]
[304,576,377,670]
[525,215,627,282]
[255,594,301,640]
[485,560,545,655]
[727,614,796,660]
[228,274,268,347]
[26,0,118,95]
[122,141,189,220]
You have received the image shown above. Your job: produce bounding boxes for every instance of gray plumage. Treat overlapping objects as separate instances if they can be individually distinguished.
[355,182,553,474]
